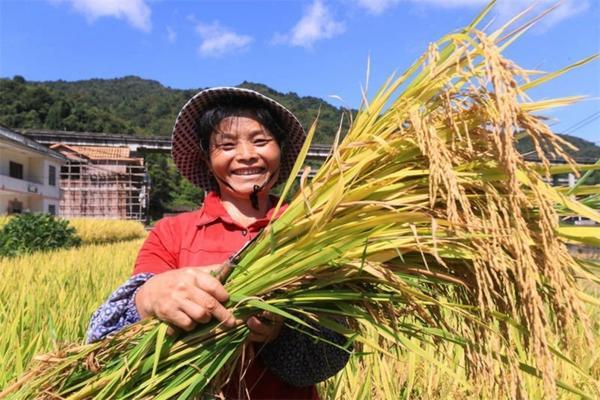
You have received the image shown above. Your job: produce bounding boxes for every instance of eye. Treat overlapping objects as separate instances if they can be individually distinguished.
[254,138,270,146]
[219,142,236,150]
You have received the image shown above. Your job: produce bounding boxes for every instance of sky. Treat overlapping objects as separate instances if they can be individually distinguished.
[0,0,599,144]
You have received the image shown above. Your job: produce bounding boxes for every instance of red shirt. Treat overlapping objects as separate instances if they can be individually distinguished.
[133,192,319,400]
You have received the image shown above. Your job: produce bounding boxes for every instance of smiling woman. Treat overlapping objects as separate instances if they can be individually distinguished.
[85,87,350,399]
[208,115,283,226]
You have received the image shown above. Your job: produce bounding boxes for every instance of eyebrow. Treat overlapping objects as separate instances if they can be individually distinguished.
[213,132,237,140]
[213,130,273,139]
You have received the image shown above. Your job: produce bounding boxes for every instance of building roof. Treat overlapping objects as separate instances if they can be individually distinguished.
[0,125,68,162]
[50,143,143,164]
[71,145,131,159]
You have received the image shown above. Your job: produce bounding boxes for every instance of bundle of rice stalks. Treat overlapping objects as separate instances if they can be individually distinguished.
[3,2,599,399]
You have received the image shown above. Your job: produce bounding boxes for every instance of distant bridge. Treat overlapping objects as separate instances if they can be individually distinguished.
[21,129,597,165]
[21,129,332,159]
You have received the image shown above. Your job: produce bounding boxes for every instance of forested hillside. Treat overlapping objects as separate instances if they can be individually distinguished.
[0,75,347,143]
[1,74,598,157]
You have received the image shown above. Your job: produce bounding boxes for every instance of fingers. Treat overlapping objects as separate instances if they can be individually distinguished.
[179,298,212,324]
[185,286,236,328]
[247,316,269,342]
[190,269,230,303]
[138,266,236,331]
[162,297,235,333]
[259,311,282,324]
[247,313,283,343]
[212,262,234,282]
[160,309,197,332]
[166,325,178,336]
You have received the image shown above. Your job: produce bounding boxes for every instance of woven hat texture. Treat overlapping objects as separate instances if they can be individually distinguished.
[172,87,306,191]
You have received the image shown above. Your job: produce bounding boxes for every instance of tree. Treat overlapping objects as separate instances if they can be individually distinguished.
[46,100,72,129]
[145,153,179,220]
[168,178,204,212]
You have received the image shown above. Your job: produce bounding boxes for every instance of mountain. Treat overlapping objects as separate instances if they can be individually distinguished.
[0,74,598,159]
[0,75,347,144]
[516,134,599,161]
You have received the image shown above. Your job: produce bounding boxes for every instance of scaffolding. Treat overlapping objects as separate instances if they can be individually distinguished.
[51,144,148,221]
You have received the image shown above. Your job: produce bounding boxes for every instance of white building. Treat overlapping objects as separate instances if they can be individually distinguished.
[0,126,67,215]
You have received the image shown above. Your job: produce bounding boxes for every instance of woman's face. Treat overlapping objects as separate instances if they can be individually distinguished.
[208,115,281,200]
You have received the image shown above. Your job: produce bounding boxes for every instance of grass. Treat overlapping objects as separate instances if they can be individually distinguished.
[67,218,147,244]
[0,239,144,387]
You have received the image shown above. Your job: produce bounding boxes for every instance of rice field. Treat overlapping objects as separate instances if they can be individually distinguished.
[0,216,147,245]
[0,239,144,387]
[1,235,598,397]
[67,218,147,244]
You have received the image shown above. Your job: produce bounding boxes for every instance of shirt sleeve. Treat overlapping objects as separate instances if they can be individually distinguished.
[133,218,179,275]
[259,318,351,387]
[86,273,154,343]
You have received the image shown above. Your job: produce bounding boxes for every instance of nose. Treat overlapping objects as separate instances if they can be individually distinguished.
[235,139,258,162]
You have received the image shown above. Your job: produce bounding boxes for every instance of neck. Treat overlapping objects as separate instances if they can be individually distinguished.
[220,191,272,227]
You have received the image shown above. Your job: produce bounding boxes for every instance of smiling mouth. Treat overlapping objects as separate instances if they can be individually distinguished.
[232,167,266,176]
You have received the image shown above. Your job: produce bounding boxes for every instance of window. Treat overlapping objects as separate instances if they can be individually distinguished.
[48,204,56,216]
[49,165,56,186]
[9,161,23,179]
[8,199,23,214]
[61,163,80,180]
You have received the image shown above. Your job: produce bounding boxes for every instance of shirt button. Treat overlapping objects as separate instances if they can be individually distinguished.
[241,230,248,236]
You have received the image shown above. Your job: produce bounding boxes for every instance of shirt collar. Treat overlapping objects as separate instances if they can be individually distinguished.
[195,191,288,229]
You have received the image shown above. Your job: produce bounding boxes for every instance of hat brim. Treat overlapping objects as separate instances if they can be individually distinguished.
[172,87,306,192]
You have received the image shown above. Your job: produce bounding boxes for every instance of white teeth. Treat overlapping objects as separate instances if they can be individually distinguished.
[234,168,264,175]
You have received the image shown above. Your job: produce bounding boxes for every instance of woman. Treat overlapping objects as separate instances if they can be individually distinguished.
[87,87,349,399]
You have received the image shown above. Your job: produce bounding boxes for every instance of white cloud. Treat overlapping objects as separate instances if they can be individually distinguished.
[275,0,345,48]
[166,26,176,43]
[195,21,253,58]
[354,0,486,15]
[492,0,589,31]
[355,0,588,29]
[51,0,152,32]
[355,0,400,15]
[409,0,486,7]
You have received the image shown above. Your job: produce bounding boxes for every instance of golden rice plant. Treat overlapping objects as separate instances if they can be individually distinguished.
[3,2,600,399]
[320,299,600,399]
[319,324,470,400]
[0,215,10,230]
[0,239,144,388]
[67,218,147,244]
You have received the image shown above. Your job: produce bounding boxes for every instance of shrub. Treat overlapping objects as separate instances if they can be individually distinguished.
[0,213,81,257]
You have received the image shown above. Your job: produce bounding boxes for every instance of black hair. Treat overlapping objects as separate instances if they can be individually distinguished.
[195,99,286,155]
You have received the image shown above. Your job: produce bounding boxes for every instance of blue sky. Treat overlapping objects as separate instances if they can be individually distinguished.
[1,0,598,144]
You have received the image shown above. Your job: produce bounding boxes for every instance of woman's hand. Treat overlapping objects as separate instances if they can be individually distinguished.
[134,266,236,333]
[247,311,283,343]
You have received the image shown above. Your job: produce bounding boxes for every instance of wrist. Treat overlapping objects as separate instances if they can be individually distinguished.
[134,281,153,319]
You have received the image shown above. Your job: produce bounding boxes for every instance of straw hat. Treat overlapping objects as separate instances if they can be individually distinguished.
[172,87,306,191]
